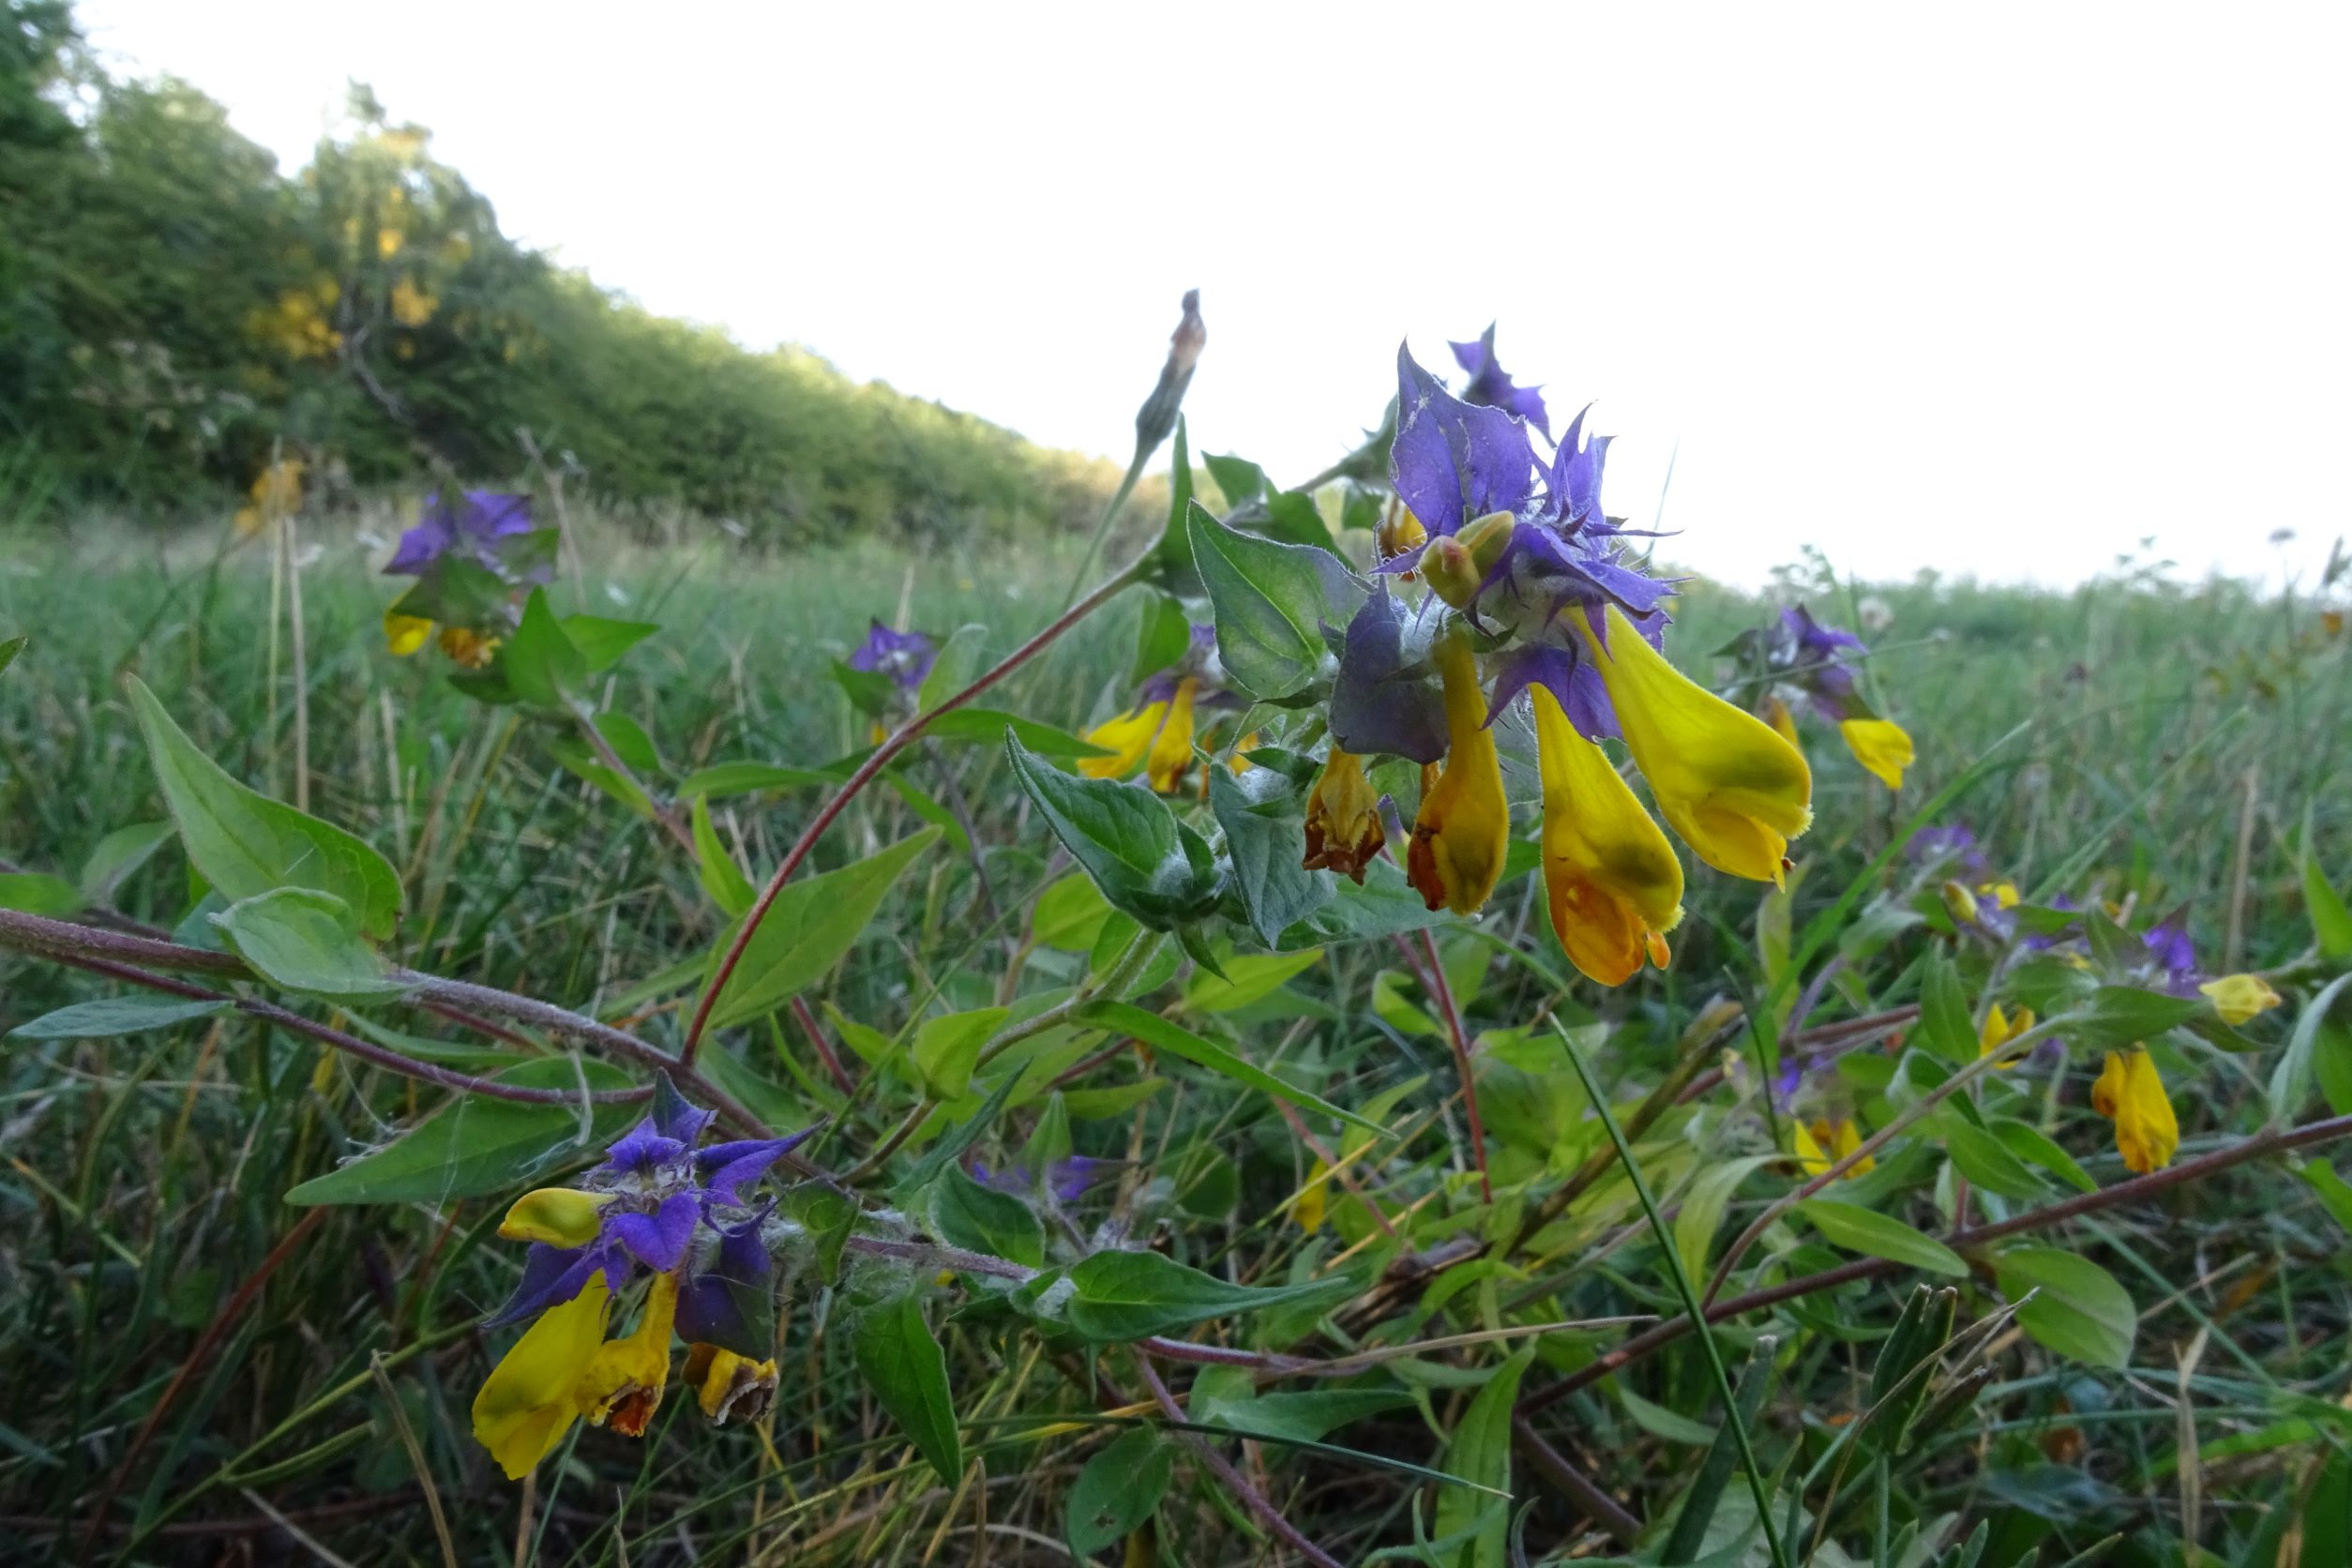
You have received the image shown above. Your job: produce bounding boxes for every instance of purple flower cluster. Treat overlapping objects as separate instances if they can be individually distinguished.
[491,1078,810,1357]
[1328,339,1673,759]
[848,620,939,695]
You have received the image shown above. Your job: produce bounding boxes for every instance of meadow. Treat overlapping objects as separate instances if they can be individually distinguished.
[1,496,2348,1568]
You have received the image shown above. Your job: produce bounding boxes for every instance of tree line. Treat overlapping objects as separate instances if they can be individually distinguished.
[0,1,1126,543]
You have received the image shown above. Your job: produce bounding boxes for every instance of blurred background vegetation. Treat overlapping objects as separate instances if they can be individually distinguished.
[0,0,1133,546]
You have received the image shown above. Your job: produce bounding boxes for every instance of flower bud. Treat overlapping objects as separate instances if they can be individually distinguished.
[2199,972,2282,1026]
[499,1187,614,1248]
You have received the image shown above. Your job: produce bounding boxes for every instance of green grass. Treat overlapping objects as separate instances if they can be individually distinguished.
[1,508,2348,1566]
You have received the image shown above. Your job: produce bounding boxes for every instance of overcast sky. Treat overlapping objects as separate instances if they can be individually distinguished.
[74,1,2351,589]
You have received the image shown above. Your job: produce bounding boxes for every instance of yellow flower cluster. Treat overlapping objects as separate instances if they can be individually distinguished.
[469,1190,778,1480]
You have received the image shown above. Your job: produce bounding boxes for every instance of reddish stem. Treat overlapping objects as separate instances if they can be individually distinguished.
[1517,1105,2352,1419]
[1409,927,1492,1203]
[680,560,1141,1065]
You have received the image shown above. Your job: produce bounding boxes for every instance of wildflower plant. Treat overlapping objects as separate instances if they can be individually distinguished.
[5,294,2350,1567]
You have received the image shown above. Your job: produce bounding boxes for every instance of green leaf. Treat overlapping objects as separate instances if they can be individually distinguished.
[1917,954,1976,1063]
[831,657,898,716]
[1146,416,1198,580]
[78,820,174,905]
[912,1007,1007,1100]
[1127,589,1194,688]
[1796,1199,1968,1277]
[1066,1425,1173,1558]
[2304,815,2352,960]
[1673,1155,1777,1285]
[917,707,1108,759]
[882,773,969,854]
[676,761,837,799]
[1003,734,1217,930]
[560,612,657,672]
[1060,1248,1340,1341]
[1997,1246,2136,1369]
[1204,451,1269,506]
[1208,759,1333,946]
[1032,873,1114,951]
[8,995,229,1042]
[1274,860,1454,950]
[1184,501,1356,701]
[1941,1119,2047,1199]
[1193,1385,1414,1445]
[1073,1000,1386,1136]
[502,589,588,709]
[593,710,662,773]
[2269,972,2352,1128]
[706,829,939,1029]
[549,743,656,820]
[285,1059,638,1204]
[691,798,755,918]
[126,676,402,942]
[1062,1078,1167,1119]
[1989,1117,2097,1194]
[852,1293,961,1481]
[784,1182,857,1285]
[895,1070,1024,1199]
[931,1163,1045,1270]
[1182,948,1323,1014]
[915,624,988,713]
[2073,985,2203,1048]
[2296,1160,2352,1234]
[0,633,23,675]
[1433,1349,1533,1568]
[1618,1382,1720,1445]
[0,870,79,916]
[210,888,408,1001]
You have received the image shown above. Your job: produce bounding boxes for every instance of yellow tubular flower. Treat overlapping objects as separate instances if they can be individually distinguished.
[580,1272,680,1437]
[1406,634,1510,914]
[1978,1003,2035,1068]
[1796,1119,1872,1179]
[1838,717,1914,790]
[1302,747,1386,883]
[472,1274,612,1480]
[1530,686,1683,986]
[384,611,434,657]
[1826,1117,1876,1176]
[1761,695,1801,746]
[1579,605,1813,886]
[1145,677,1199,793]
[2091,1048,2179,1173]
[1376,501,1426,570]
[1079,700,1171,780]
[438,626,500,669]
[683,1343,779,1425]
[1295,1159,1331,1233]
[498,1187,614,1248]
[2200,972,2283,1026]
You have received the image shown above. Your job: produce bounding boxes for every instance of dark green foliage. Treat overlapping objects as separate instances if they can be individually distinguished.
[0,3,1127,540]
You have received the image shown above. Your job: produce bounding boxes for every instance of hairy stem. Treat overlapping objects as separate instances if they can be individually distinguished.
[681,551,1147,1065]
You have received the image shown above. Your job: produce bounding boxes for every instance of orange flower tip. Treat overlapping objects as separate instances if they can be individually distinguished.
[1645,930,1672,970]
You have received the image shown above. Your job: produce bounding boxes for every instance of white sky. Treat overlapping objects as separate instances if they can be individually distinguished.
[74,1,2352,589]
